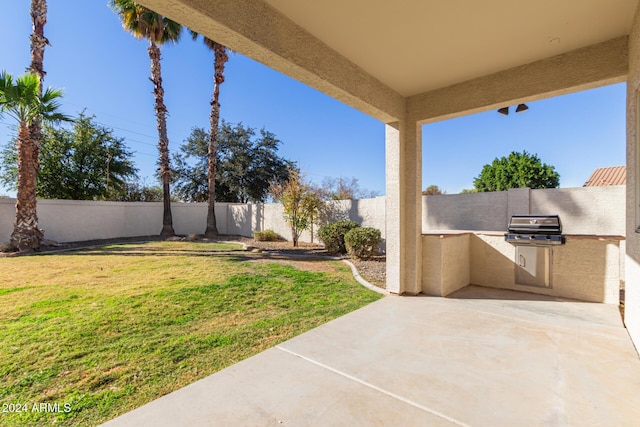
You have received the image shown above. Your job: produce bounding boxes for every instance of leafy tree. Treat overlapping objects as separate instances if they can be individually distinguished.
[460,188,477,194]
[269,168,321,247]
[173,122,294,203]
[171,127,209,202]
[473,150,560,192]
[242,127,294,202]
[0,72,68,251]
[0,113,138,200]
[111,0,182,237]
[422,185,444,195]
[318,176,380,200]
[190,30,232,237]
[215,122,255,203]
[114,180,164,202]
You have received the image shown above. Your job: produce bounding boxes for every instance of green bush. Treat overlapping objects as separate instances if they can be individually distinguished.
[344,227,381,260]
[253,229,280,242]
[317,220,360,254]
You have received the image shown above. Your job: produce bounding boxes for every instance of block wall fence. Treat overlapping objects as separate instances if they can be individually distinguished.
[0,186,625,246]
[0,197,387,246]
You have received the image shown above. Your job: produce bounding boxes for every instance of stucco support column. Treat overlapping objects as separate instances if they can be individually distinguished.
[626,3,640,353]
[386,120,422,295]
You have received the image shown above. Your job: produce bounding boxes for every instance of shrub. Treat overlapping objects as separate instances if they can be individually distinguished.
[318,220,360,254]
[253,229,280,242]
[344,227,381,260]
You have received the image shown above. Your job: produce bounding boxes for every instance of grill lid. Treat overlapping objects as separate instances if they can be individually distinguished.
[507,214,562,234]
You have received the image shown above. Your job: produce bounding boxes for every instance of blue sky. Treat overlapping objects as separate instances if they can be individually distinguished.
[0,1,627,197]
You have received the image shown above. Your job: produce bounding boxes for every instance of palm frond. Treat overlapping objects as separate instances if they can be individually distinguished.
[111,0,181,44]
[40,87,71,124]
[160,17,182,44]
[0,71,67,125]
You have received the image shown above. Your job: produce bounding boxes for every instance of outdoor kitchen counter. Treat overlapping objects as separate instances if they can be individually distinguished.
[423,230,504,236]
[422,231,624,304]
[423,230,626,239]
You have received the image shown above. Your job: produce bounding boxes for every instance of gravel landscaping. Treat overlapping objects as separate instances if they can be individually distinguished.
[228,236,386,290]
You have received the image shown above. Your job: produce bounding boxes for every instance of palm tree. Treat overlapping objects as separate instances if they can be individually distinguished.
[191,31,230,237]
[28,0,49,226]
[111,0,181,237]
[0,72,67,251]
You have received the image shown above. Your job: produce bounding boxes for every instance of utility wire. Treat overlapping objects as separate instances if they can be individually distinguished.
[62,101,160,144]
[133,150,157,158]
[117,136,157,148]
[107,124,156,139]
[63,101,159,134]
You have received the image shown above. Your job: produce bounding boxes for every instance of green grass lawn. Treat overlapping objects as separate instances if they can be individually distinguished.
[0,241,382,426]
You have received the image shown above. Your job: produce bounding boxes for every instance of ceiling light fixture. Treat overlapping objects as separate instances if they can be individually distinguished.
[497,107,509,116]
[515,103,529,113]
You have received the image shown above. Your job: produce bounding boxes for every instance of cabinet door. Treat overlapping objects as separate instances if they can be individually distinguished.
[515,246,551,288]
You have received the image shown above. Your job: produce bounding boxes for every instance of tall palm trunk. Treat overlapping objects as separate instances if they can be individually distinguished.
[204,43,228,237]
[11,123,43,250]
[148,40,175,237]
[29,0,47,80]
[11,0,49,250]
[29,0,47,177]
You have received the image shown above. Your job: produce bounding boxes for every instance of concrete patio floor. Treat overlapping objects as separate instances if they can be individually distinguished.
[102,285,640,426]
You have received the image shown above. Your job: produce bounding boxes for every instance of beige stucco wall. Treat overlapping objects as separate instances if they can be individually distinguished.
[423,233,622,304]
[468,234,515,289]
[0,197,386,245]
[422,234,469,296]
[423,191,508,231]
[471,234,621,303]
[421,236,443,296]
[386,122,422,295]
[261,203,290,241]
[423,186,625,236]
[626,3,640,350]
[552,237,621,304]
[530,186,626,235]
[261,204,311,243]
[351,197,386,236]
[257,198,386,245]
[0,199,13,242]
[225,204,253,236]
[0,199,247,243]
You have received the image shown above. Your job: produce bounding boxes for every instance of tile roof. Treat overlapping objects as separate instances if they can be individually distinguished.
[583,166,626,187]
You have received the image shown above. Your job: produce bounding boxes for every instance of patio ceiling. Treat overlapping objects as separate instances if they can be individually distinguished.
[265,0,637,97]
[140,0,637,122]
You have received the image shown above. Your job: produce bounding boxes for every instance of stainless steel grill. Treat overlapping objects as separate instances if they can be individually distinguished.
[504,214,565,245]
